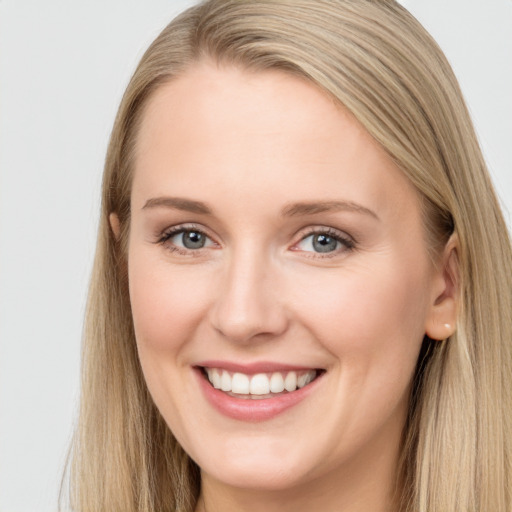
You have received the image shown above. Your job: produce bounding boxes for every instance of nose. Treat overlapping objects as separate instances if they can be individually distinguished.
[209,246,289,344]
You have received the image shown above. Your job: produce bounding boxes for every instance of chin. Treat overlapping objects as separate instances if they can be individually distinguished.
[203,460,307,492]
[192,436,314,491]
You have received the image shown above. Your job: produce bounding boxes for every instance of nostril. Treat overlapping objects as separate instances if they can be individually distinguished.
[208,270,289,343]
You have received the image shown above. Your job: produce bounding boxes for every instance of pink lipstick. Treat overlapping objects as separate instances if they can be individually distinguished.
[194,362,324,422]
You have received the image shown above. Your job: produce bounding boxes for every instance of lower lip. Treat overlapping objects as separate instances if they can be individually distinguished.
[194,368,323,422]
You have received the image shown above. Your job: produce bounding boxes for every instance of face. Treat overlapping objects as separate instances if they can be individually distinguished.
[126,62,443,496]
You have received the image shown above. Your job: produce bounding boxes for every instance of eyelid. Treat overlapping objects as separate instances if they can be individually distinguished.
[290,226,356,256]
[156,223,220,253]
[153,223,355,257]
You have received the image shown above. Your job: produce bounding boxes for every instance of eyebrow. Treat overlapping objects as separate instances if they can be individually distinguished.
[142,196,212,214]
[282,200,379,220]
[142,196,378,220]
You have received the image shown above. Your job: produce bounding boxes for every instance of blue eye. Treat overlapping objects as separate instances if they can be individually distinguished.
[172,230,208,249]
[159,227,216,253]
[312,233,339,253]
[295,230,354,255]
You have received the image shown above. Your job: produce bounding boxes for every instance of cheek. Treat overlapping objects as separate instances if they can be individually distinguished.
[128,251,213,354]
[127,250,215,434]
[291,257,430,374]
[287,260,430,452]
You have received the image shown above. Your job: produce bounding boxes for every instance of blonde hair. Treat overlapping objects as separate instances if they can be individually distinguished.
[64,1,512,511]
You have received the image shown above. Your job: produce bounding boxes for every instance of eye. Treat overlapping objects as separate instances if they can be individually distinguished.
[172,230,209,249]
[157,225,217,254]
[294,229,354,255]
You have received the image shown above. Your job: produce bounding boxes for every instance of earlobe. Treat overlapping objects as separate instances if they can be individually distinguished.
[109,213,121,240]
[425,234,459,340]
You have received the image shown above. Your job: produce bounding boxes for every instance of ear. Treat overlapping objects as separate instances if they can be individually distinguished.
[424,234,459,341]
[109,212,121,240]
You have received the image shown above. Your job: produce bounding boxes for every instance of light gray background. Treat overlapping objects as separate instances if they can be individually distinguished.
[0,1,510,511]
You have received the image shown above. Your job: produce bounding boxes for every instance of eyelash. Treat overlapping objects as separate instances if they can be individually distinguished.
[293,227,356,258]
[155,224,356,258]
[156,224,215,256]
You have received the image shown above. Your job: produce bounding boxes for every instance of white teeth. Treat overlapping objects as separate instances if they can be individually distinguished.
[211,369,221,389]
[206,368,222,389]
[269,372,285,393]
[284,371,297,392]
[298,372,314,388]
[250,373,270,395]
[205,368,317,396]
[232,373,250,394]
[221,370,232,392]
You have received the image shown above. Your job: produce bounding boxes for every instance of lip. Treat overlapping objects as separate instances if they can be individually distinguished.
[194,363,324,422]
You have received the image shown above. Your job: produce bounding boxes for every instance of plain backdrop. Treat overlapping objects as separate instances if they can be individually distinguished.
[0,1,510,511]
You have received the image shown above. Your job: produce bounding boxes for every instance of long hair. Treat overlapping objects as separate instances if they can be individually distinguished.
[64,1,512,510]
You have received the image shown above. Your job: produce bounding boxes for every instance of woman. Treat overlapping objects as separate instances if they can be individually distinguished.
[64,1,512,511]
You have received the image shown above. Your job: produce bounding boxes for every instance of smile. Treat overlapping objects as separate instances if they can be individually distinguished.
[203,368,318,399]
[195,363,324,421]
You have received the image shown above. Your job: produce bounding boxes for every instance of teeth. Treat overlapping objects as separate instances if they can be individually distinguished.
[212,370,221,389]
[206,368,222,389]
[284,371,297,392]
[221,370,232,392]
[205,368,317,396]
[270,372,285,393]
[297,372,314,388]
[250,373,270,395]
[232,373,250,394]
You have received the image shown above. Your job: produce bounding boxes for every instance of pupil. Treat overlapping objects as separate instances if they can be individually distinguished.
[183,231,205,249]
[313,234,337,253]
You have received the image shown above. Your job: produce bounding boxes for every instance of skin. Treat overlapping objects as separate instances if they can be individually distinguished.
[112,61,457,512]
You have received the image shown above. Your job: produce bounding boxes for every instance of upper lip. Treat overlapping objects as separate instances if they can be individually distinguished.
[195,360,322,375]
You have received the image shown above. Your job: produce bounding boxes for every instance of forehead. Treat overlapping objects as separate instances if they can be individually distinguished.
[132,61,419,222]
[135,63,351,172]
